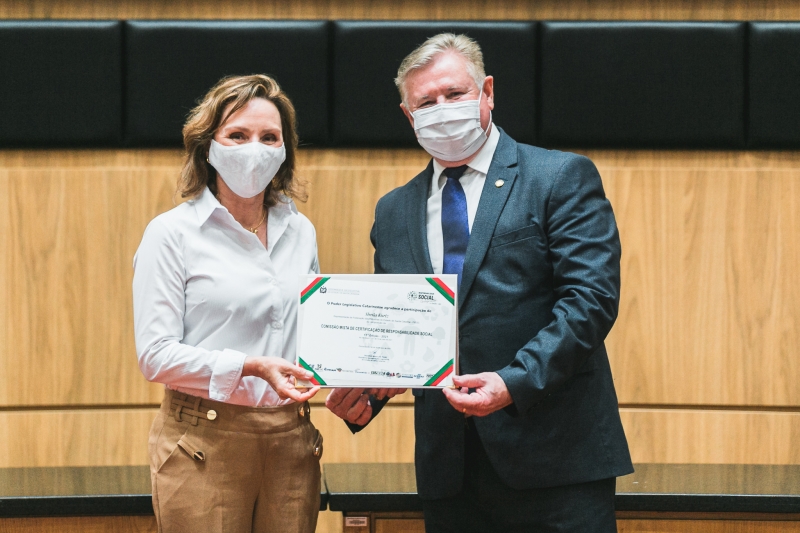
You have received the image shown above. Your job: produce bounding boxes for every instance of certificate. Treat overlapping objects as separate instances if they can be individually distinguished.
[296,274,458,388]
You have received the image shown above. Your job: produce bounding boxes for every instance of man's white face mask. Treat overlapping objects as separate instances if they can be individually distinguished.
[411,89,490,162]
[208,139,286,199]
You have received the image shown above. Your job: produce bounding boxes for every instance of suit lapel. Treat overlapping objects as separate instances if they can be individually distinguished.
[458,132,519,310]
[405,161,435,275]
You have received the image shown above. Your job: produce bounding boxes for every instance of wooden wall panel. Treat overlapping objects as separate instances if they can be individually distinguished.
[596,155,800,407]
[0,168,8,406]
[1,150,798,411]
[0,516,157,533]
[297,149,428,275]
[375,518,427,533]
[0,149,429,407]
[2,405,799,469]
[313,405,416,464]
[3,0,800,21]
[621,408,800,465]
[617,520,800,533]
[0,409,157,468]
[316,511,342,533]
[0,157,175,406]
[0,405,414,468]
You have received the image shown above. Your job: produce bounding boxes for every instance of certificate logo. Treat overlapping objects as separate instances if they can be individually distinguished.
[319,286,327,294]
[407,291,436,303]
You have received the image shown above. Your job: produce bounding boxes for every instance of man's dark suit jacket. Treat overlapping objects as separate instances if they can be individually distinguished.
[354,128,633,500]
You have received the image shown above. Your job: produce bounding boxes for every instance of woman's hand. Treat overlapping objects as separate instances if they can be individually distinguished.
[242,356,320,402]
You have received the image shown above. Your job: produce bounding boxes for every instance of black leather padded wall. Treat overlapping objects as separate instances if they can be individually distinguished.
[5,19,799,150]
[125,21,329,146]
[332,21,536,146]
[749,23,800,148]
[0,21,122,147]
[540,22,746,148]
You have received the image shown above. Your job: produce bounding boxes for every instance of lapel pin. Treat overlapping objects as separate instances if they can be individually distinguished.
[495,179,505,188]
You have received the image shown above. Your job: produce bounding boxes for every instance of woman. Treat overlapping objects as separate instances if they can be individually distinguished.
[133,74,322,533]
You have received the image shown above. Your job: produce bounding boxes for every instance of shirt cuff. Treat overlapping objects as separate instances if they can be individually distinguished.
[209,348,247,401]
[496,364,538,417]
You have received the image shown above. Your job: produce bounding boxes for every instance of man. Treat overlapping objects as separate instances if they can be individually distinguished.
[326,33,632,532]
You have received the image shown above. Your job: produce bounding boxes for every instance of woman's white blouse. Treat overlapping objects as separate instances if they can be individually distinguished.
[133,187,319,407]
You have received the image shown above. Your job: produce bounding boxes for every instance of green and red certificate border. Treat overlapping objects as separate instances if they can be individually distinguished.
[300,276,330,304]
[425,277,455,305]
[298,275,457,387]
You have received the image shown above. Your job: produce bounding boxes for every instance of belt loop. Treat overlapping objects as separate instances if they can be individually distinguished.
[174,404,183,423]
[190,397,201,426]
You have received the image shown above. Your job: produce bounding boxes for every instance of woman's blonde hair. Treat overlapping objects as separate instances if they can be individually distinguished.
[178,74,305,207]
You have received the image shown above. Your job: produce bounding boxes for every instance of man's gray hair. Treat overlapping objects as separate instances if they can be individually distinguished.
[395,33,486,104]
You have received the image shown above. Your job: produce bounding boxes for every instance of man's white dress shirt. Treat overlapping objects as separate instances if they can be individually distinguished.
[427,123,501,274]
[133,187,319,407]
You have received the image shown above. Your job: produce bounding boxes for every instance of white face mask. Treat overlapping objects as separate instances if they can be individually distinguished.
[411,90,489,162]
[208,139,287,198]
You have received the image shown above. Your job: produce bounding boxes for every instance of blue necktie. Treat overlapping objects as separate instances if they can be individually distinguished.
[441,165,470,286]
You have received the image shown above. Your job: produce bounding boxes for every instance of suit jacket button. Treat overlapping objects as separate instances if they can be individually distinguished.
[495,179,504,188]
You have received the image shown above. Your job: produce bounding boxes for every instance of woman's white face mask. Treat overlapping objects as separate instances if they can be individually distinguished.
[208,139,286,199]
[410,90,490,162]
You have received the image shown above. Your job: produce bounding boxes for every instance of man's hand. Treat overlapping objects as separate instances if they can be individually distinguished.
[442,372,513,417]
[325,388,373,425]
[368,388,407,400]
[325,388,407,426]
